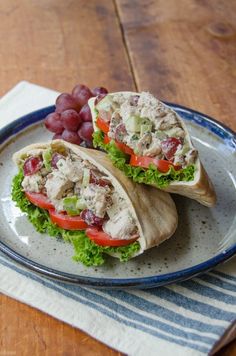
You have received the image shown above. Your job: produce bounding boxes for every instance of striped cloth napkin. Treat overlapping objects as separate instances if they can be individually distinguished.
[0,82,235,356]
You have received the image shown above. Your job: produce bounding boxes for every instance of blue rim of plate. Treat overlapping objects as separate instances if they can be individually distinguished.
[0,104,235,288]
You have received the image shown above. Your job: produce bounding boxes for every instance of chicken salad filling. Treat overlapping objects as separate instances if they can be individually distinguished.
[94,91,198,169]
[19,148,139,242]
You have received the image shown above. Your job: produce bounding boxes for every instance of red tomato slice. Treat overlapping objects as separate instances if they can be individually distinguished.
[103,134,111,145]
[49,209,88,230]
[116,141,134,155]
[103,135,134,155]
[86,227,138,247]
[129,155,181,173]
[96,117,110,134]
[25,192,54,210]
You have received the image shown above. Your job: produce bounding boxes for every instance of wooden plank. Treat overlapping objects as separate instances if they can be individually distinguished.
[0,0,135,96]
[216,340,236,356]
[116,0,236,130]
[0,294,121,355]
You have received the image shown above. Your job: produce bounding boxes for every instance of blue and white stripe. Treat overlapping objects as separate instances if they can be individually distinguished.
[172,280,235,306]
[211,270,236,283]
[1,253,235,355]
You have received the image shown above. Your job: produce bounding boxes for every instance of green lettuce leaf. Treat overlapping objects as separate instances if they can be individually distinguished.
[93,130,195,188]
[11,170,140,267]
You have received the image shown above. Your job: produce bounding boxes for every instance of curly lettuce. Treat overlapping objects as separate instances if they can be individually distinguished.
[11,170,140,267]
[93,130,195,188]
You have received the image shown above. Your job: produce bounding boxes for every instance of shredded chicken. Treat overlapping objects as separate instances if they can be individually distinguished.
[108,111,122,140]
[22,174,45,193]
[57,157,83,182]
[45,171,73,200]
[120,101,138,123]
[142,135,162,157]
[165,126,185,138]
[136,132,152,155]
[103,209,137,239]
[82,184,112,218]
[155,112,178,131]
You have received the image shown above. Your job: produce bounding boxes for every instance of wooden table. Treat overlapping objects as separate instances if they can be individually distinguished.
[0,1,235,355]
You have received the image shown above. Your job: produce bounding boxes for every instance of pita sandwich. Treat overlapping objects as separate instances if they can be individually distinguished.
[12,140,178,261]
[89,91,216,207]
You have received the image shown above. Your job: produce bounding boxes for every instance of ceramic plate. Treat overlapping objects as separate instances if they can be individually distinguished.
[0,105,235,288]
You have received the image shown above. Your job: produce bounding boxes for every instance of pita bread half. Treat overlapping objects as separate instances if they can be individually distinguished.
[13,140,178,255]
[89,92,216,207]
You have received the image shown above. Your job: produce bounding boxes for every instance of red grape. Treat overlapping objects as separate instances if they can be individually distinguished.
[55,93,81,113]
[90,172,111,187]
[52,133,62,140]
[51,153,65,169]
[91,87,108,96]
[78,122,94,142]
[79,104,92,122]
[80,209,104,227]
[23,157,43,176]
[45,84,108,145]
[62,129,82,145]
[61,109,82,131]
[161,137,182,160]
[45,113,64,134]
[72,84,93,107]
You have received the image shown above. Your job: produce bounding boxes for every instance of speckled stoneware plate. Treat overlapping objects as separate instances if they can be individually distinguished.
[0,105,235,288]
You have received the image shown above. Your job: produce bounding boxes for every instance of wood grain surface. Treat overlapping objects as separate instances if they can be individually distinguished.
[0,0,135,95]
[116,0,236,131]
[0,0,235,355]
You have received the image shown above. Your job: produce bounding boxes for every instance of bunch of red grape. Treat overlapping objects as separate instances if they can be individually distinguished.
[44,84,108,147]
